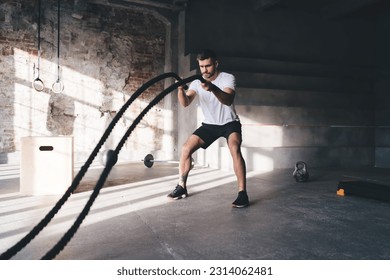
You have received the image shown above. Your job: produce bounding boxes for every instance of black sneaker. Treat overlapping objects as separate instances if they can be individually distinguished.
[232,190,249,208]
[167,185,188,200]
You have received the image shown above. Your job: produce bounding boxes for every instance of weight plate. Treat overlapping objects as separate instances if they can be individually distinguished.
[144,154,154,168]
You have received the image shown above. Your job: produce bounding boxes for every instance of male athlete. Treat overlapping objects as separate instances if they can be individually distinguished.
[167,49,248,208]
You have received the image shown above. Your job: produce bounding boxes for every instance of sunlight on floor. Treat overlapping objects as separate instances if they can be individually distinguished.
[0,166,268,254]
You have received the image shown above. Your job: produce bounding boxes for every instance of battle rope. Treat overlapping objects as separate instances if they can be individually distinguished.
[0,72,186,260]
[41,74,204,260]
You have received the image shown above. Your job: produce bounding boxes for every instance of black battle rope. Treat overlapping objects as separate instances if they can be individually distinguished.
[0,72,186,260]
[41,74,205,260]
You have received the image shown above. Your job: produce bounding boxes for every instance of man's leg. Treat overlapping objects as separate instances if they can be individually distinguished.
[227,132,249,208]
[167,134,204,199]
[178,134,205,188]
[227,132,246,191]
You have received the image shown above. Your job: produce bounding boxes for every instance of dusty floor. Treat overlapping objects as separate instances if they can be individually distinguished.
[1,162,390,260]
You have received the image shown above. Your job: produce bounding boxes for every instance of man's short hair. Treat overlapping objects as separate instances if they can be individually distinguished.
[196,49,217,62]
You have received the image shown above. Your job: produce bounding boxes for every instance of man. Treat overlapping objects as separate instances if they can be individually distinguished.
[167,49,249,208]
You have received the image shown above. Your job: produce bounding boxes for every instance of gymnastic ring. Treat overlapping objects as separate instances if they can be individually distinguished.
[51,79,64,94]
[32,77,45,92]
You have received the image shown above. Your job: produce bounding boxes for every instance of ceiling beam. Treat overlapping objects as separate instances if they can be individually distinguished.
[322,0,384,19]
[251,0,282,11]
[109,0,185,10]
[87,0,186,11]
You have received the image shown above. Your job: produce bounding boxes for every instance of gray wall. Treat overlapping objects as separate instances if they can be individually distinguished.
[179,0,382,170]
[1,0,388,170]
[375,9,390,168]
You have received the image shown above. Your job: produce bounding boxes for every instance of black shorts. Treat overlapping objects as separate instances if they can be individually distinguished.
[193,121,242,149]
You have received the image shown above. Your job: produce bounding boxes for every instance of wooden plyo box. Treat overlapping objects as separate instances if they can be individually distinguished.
[20,136,74,196]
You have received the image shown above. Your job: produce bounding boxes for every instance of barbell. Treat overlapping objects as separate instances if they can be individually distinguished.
[142,153,195,169]
[100,150,194,169]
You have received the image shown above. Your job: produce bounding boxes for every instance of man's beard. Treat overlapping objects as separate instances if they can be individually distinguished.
[202,70,216,80]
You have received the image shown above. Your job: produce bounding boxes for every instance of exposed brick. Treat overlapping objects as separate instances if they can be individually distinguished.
[0,0,167,163]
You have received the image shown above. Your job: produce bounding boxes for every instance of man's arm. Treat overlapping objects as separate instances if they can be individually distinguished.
[201,81,235,106]
[178,86,196,107]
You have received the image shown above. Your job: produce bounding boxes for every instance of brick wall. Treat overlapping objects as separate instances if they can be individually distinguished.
[0,0,168,164]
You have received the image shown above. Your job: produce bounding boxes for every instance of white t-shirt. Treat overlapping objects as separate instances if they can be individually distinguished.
[189,72,239,125]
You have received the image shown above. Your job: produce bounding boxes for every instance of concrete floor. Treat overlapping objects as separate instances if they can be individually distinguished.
[1,162,390,260]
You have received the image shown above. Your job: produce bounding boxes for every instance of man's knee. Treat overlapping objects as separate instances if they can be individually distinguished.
[182,135,203,156]
[228,136,242,151]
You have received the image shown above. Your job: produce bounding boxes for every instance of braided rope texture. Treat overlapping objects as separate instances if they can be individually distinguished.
[0,73,196,260]
[41,75,202,259]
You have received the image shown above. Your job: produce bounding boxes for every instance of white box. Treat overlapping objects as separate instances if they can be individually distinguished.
[20,136,74,195]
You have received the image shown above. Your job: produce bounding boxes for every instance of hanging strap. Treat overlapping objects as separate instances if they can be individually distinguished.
[52,0,64,93]
[32,0,45,92]
[56,0,60,81]
[37,0,41,71]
